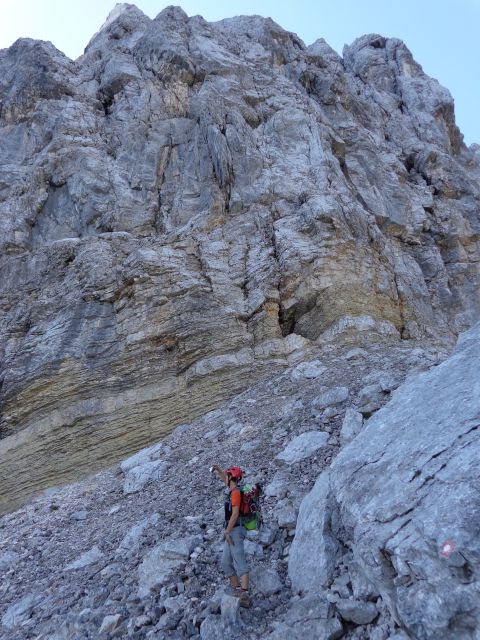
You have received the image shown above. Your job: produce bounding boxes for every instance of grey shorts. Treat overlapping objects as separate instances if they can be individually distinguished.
[220,526,248,578]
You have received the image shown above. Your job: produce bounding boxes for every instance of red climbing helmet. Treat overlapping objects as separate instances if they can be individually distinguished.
[225,466,243,480]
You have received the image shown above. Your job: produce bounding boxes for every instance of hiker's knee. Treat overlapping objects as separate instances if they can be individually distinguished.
[230,541,248,576]
[233,553,248,577]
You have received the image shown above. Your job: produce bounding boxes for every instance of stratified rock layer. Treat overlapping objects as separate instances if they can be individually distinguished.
[1,5,479,513]
[290,321,480,639]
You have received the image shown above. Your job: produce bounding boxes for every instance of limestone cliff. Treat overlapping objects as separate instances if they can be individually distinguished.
[1,4,479,514]
[290,321,480,640]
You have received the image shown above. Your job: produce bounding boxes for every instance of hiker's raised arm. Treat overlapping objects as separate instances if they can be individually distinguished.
[211,464,227,482]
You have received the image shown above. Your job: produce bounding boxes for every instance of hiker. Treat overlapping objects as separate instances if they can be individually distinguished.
[211,464,250,607]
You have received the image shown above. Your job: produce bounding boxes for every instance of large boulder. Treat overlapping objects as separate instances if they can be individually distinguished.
[275,431,329,465]
[339,408,364,445]
[289,322,480,639]
[265,596,343,640]
[123,459,168,494]
[250,566,283,596]
[116,512,160,556]
[64,545,104,571]
[137,535,202,597]
[1,594,43,630]
[288,472,340,589]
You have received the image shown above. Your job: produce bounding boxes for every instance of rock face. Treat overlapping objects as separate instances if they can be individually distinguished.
[1,4,480,513]
[289,321,480,639]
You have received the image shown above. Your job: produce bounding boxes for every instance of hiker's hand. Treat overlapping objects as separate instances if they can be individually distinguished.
[225,533,234,546]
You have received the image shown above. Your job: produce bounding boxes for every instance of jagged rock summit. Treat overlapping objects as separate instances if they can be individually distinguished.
[0,4,479,521]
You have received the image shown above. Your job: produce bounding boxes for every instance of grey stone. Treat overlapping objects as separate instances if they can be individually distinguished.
[100,562,121,579]
[277,501,298,529]
[0,550,19,571]
[369,628,390,640]
[176,581,185,594]
[120,442,164,472]
[283,595,331,623]
[268,617,343,640]
[250,566,283,595]
[266,596,343,640]
[330,572,352,598]
[157,610,182,631]
[323,406,341,419]
[99,614,123,634]
[356,382,387,415]
[133,614,152,628]
[65,545,103,570]
[116,512,160,556]
[288,472,340,591]
[281,398,305,418]
[275,431,329,465]
[214,505,225,525]
[347,559,380,600]
[290,360,327,381]
[123,460,168,495]
[2,594,43,629]
[378,373,401,393]
[258,526,277,546]
[220,594,241,626]
[345,348,368,360]
[200,615,227,640]
[164,594,187,614]
[312,387,349,413]
[319,316,400,344]
[209,586,228,609]
[340,409,364,446]
[246,527,277,549]
[240,438,261,452]
[77,608,92,623]
[326,591,340,604]
[336,599,379,625]
[137,535,201,597]
[244,540,264,557]
[264,471,290,498]
[71,510,88,521]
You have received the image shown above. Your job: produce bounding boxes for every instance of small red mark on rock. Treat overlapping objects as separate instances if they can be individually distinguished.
[441,539,455,558]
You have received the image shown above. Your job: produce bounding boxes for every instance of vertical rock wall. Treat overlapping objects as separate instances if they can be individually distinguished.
[0,5,479,513]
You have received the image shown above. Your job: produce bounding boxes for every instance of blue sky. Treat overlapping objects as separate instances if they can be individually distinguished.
[0,0,478,145]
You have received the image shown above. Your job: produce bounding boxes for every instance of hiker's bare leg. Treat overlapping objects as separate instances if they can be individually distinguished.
[229,575,240,589]
[240,573,249,591]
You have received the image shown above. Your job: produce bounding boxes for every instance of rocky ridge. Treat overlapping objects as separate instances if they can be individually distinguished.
[1,4,480,513]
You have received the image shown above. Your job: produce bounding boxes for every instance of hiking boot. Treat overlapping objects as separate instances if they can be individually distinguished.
[239,591,250,608]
